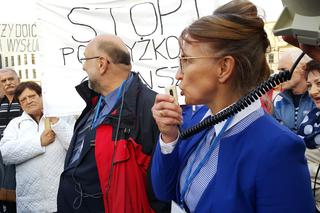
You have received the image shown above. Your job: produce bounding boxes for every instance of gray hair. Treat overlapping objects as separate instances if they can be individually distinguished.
[279,48,311,65]
[0,68,18,76]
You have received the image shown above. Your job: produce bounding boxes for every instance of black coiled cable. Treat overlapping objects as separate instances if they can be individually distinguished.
[180,52,305,139]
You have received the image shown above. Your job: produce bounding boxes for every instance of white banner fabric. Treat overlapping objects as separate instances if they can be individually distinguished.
[37,0,216,116]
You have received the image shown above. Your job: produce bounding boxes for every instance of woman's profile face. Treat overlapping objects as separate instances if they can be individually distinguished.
[176,40,220,106]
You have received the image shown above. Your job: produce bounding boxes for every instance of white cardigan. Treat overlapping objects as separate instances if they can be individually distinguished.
[0,112,75,213]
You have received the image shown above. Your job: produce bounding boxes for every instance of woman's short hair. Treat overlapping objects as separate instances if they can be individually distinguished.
[306,60,320,78]
[180,0,270,95]
[305,60,320,80]
[15,81,42,100]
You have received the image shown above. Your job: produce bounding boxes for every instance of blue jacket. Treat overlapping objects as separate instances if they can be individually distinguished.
[298,108,320,149]
[151,107,315,212]
[273,90,315,132]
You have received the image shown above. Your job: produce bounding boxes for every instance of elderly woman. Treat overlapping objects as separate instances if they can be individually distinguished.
[150,0,314,212]
[298,60,320,212]
[0,81,75,212]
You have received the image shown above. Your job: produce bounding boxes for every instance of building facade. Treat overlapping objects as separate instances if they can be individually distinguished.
[0,23,40,82]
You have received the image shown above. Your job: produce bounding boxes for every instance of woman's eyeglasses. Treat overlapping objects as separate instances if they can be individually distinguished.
[178,56,220,73]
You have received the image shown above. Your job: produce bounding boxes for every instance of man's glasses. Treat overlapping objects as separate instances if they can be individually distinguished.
[79,56,100,65]
[178,56,220,73]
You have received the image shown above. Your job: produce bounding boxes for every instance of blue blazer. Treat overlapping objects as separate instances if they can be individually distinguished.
[151,107,315,212]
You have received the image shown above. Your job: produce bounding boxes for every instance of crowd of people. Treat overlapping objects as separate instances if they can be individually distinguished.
[0,0,320,212]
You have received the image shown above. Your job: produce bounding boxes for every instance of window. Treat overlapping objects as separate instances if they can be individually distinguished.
[31,54,35,64]
[24,54,27,65]
[5,57,8,67]
[25,69,29,79]
[32,69,36,79]
[11,56,14,66]
[18,55,21,65]
[268,54,274,64]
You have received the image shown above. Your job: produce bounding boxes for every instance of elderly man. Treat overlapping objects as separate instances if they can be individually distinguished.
[0,84,4,99]
[57,34,170,213]
[273,49,315,133]
[0,68,21,213]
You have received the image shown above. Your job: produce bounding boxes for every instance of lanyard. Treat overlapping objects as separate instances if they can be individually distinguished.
[179,116,233,208]
[91,79,126,129]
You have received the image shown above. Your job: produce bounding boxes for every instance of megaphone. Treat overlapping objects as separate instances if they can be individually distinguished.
[273,0,320,46]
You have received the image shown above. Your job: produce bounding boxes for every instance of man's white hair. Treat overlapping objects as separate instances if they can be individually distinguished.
[279,48,311,65]
[0,68,19,77]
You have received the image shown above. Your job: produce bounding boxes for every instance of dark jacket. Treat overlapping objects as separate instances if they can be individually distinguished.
[57,72,170,212]
[0,96,21,202]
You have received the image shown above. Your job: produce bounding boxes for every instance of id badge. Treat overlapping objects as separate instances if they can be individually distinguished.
[171,200,187,213]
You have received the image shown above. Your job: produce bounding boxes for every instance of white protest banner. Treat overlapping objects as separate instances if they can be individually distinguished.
[37,0,216,116]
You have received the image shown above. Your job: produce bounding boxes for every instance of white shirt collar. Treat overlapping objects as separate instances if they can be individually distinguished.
[202,99,261,135]
[21,111,44,123]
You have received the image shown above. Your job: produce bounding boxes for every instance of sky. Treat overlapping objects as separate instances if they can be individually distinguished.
[0,0,284,23]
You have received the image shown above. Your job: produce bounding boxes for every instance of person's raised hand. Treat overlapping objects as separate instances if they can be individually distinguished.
[151,94,183,143]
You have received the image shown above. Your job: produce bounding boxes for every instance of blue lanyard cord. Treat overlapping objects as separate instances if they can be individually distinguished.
[179,116,233,208]
[92,96,103,128]
[91,79,127,129]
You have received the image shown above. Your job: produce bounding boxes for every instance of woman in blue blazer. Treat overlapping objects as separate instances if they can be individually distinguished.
[150,0,315,212]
